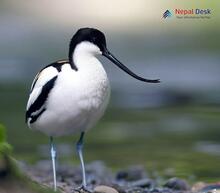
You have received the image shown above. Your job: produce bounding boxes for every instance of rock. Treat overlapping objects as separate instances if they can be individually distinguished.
[149,187,162,193]
[196,183,220,193]
[94,185,119,193]
[191,182,207,192]
[20,160,203,193]
[130,178,154,188]
[126,187,147,193]
[164,177,190,191]
[116,165,147,181]
[72,187,93,193]
[109,184,126,193]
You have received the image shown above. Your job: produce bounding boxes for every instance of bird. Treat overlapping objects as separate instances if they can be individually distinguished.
[25,27,160,192]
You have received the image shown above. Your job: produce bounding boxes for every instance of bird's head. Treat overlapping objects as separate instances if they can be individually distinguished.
[69,28,160,83]
[69,28,106,57]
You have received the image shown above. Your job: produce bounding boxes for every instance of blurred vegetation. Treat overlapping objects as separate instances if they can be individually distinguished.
[1,83,220,183]
[0,124,55,193]
[0,124,12,154]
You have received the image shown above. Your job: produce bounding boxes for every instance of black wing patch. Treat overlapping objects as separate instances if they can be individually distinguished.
[26,76,58,124]
[30,60,69,92]
[43,59,77,72]
[29,108,46,124]
[44,60,67,72]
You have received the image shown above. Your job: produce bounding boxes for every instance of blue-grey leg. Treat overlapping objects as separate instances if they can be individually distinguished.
[76,132,87,188]
[50,137,57,191]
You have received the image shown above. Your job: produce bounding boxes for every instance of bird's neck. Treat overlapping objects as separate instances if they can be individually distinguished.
[69,42,103,71]
[71,47,103,73]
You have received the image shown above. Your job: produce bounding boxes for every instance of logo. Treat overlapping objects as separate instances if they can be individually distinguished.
[163,10,172,19]
[162,8,211,19]
[175,8,211,15]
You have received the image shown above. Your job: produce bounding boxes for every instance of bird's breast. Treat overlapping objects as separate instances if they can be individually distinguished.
[48,61,110,119]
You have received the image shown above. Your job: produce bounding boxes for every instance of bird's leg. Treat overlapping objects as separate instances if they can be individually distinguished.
[50,136,57,191]
[76,132,88,190]
[76,132,86,187]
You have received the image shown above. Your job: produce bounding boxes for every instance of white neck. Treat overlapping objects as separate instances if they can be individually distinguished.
[72,42,102,69]
[71,41,107,80]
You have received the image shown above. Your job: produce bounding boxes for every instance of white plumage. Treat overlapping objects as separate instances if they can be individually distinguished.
[27,42,110,136]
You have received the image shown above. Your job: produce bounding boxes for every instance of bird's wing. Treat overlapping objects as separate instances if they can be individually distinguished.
[30,65,59,92]
[26,66,59,124]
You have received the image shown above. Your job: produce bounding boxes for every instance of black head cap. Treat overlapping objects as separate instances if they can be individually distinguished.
[69,28,107,60]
